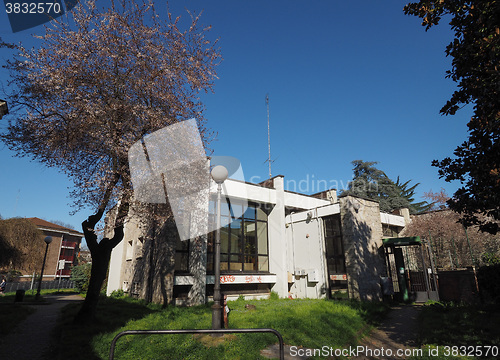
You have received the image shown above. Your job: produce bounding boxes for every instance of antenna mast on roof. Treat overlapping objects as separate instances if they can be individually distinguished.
[266,94,272,179]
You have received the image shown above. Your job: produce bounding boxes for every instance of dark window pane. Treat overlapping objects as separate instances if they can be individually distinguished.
[230,220,242,253]
[221,226,229,253]
[334,236,343,255]
[244,221,256,256]
[175,252,189,272]
[220,253,229,271]
[243,205,256,220]
[176,237,189,251]
[207,253,213,272]
[244,231,256,256]
[207,232,214,253]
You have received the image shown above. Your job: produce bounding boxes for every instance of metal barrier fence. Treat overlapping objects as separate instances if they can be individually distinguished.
[109,328,284,360]
[4,280,76,293]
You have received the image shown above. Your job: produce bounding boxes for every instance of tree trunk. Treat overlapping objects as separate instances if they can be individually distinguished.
[74,184,128,324]
[74,242,113,323]
[144,204,176,306]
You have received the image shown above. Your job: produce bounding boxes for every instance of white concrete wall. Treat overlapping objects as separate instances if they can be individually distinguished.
[380,212,406,227]
[221,179,276,204]
[283,191,331,210]
[286,216,327,298]
[284,205,340,299]
[107,233,125,295]
[106,215,144,296]
[268,176,288,297]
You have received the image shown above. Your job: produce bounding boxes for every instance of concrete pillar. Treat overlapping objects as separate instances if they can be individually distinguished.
[394,208,411,226]
[187,234,207,305]
[268,176,288,298]
[339,195,384,301]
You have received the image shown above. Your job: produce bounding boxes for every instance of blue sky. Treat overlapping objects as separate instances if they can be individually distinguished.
[0,0,472,232]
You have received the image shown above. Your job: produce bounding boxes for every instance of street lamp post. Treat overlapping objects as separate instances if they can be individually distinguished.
[210,165,228,331]
[35,236,53,300]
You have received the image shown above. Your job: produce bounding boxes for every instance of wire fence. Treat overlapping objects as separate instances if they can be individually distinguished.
[4,280,76,293]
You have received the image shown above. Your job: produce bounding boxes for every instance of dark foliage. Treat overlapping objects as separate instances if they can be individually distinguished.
[342,160,431,213]
[71,263,92,293]
[477,263,500,303]
[405,1,500,233]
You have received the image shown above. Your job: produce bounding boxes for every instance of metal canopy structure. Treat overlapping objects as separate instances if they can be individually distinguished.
[383,236,422,247]
[383,236,439,302]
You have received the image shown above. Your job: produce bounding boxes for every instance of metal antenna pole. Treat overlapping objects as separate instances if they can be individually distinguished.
[266,94,272,179]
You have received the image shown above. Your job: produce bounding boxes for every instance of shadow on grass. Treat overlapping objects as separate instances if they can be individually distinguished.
[51,296,393,360]
[0,304,36,336]
[417,302,500,349]
[340,299,391,326]
[53,295,162,360]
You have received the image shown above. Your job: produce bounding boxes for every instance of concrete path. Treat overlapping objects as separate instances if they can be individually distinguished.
[354,305,421,359]
[0,294,83,360]
[261,305,421,360]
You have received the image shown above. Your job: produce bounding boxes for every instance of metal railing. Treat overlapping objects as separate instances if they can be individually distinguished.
[4,280,75,293]
[109,328,284,360]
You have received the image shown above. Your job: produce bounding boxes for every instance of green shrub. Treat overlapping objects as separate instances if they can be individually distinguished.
[6,269,22,281]
[269,291,280,300]
[71,263,92,293]
[110,289,125,298]
[482,252,500,265]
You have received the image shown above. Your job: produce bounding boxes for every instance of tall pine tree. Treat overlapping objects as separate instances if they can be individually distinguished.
[342,160,431,214]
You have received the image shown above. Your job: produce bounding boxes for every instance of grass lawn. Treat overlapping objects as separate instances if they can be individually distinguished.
[54,295,387,360]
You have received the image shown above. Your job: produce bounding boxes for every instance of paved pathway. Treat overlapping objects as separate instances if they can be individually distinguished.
[1,294,83,360]
[357,305,421,359]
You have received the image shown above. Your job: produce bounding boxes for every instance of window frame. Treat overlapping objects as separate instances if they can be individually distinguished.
[207,200,269,274]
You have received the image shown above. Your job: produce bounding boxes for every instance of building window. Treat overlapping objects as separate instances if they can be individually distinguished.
[175,236,190,273]
[208,201,269,273]
[136,237,144,259]
[126,240,133,260]
[382,224,400,237]
[323,215,346,275]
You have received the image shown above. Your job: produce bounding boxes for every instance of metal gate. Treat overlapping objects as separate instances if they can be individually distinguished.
[383,237,439,302]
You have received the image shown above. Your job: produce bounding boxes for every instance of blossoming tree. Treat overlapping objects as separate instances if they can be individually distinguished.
[1,0,221,322]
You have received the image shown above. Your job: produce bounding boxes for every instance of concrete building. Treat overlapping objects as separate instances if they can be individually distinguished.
[107,175,408,303]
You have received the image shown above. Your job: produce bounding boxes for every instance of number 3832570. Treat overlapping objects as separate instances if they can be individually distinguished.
[5,2,62,14]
